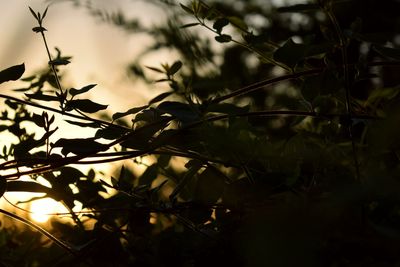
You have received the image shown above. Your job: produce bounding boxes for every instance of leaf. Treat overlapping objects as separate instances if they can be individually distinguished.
[52,138,106,156]
[28,6,39,20]
[25,93,59,102]
[167,61,182,76]
[180,3,194,15]
[69,84,97,96]
[0,178,7,198]
[273,38,308,69]
[148,92,173,105]
[373,45,400,60]
[169,160,203,201]
[95,126,128,140]
[112,105,148,121]
[215,34,232,43]
[48,59,70,65]
[213,18,229,33]
[180,22,200,29]
[121,119,170,150]
[157,101,199,123]
[66,99,108,113]
[277,4,320,13]
[145,66,164,74]
[0,63,25,84]
[42,6,49,20]
[32,26,47,33]
[32,113,45,128]
[194,167,225,205]
[138,164,158,186]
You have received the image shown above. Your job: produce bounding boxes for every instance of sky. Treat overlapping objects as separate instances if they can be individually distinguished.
[0,0,171,110]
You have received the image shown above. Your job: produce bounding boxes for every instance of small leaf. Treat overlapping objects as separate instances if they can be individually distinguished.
[149,92,173,105]
[95,126,128,140]
[227,16,248,31]
[215,34,232,43]
[168,61,183,76]
[180,3,194,15]
[66,99,108,113]
[28,6,39,20]
[0,63,25,84]
[64,120,101,128]
[145,66,164,74]
[169,160,203,201]
[112,105,148,121]
[42,6,49,20]
[69,84,97,96]
[32,113,45,128]
[213,17,229,34]
[48,59,70,66]
[180,22,200,29]
[32,26,47,33]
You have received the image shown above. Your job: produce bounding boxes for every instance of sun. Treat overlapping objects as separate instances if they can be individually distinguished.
[29,198,68,223]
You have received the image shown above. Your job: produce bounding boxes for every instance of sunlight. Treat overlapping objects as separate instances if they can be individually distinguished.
[29,198,67,223]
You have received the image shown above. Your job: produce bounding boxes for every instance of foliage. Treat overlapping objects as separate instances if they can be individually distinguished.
[1,0,400,266]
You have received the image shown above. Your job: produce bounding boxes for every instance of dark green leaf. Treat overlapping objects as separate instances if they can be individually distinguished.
[66,99,108,113]
[277,4,320,13]
[149,92,173,105]
[215,34,232,43]
[227,16,248,31]
[0,63,25,84]
[112,105,148,121]
[213,17,229,34]
[52,138,106,156]
[69,84,97,96]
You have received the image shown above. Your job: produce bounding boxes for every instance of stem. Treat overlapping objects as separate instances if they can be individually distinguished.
[325,8,361,182]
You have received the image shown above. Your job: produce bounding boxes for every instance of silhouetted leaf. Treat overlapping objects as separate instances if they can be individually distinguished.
[0,178,7,198]
[169,160,203,201]
[145,66,164,74]
[148,92,173,105]
[25,93,59,102]
[215,34,232,43]
[65,120,101,128]
[32,26,47,33]
[69,84,97,96]
[52,138,106,156]
[95,126,128,140]
[112,105,148,121]
[206,103,249,115]
[28,6,39,20]
[274,38,307,68]
[48,58,70,65]
[168,61,182,76]
[0,63,25,84]
[138,164,158,186]
[180,3,194,15]
[227,16,248,31]
[180,22,200,29]
[213,17,229,33]
[66,99,108,113]
[157,101,199,123]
